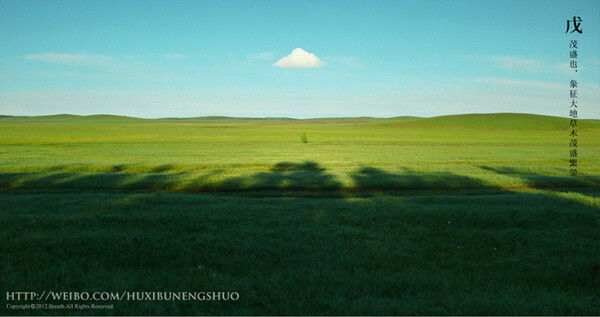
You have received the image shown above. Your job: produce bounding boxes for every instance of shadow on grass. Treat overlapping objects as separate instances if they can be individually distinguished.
[352,166,490,191]
[0,161,599,314]
[478,165,600,194]
[220,161,342,193]
[0,161,599,196]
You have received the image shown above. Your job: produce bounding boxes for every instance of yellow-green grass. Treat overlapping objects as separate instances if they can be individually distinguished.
[1,113,599,191]
[1,113,598,315]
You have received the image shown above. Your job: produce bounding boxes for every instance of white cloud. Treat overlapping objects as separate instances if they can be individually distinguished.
[273,48,326,69]
[490,56,579,76]
[25,53,112,66]
[492,56,543,70]
[550,62,585,76]
[478,77,565,90]
[160,53,186,59]
[247,51,274,60]
[552,63,571,75]
[325,56,362,67]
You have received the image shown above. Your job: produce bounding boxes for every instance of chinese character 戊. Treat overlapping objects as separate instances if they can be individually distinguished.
[566,17,583,34]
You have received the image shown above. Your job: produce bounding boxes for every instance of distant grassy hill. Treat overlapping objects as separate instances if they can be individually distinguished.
[0,114,146,123]
[160,116,300,122]
[393,113,595,130]
[2,113,598,130]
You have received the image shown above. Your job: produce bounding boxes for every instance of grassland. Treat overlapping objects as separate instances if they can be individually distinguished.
[1,113,599,315]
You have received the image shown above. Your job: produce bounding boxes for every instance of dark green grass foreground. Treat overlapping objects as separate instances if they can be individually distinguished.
[0,114,599,315]
[2,187,599,315]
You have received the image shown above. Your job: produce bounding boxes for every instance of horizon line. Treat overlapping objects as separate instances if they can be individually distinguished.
[1,112,599,121]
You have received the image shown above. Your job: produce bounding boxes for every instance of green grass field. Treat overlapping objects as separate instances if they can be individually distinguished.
[1,113,599,315]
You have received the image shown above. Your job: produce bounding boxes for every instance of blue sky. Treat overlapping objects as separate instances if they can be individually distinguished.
[0,0,598,118]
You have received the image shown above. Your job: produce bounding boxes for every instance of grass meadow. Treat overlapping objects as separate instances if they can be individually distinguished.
[1,113,599,315]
